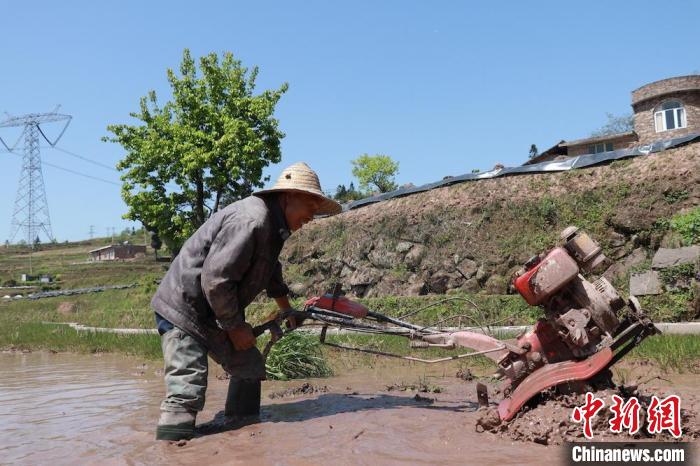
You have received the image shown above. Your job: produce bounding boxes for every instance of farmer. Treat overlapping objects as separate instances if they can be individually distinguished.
[151,162,341,441]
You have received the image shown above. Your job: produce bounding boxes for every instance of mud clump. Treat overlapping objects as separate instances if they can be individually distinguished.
[476,408,501,432]
[477,386,700,445]
[385,380,443,393]
[456,368,474,381]
[268,382,329,399]
[57,302,76,315]
[413,393,435,403]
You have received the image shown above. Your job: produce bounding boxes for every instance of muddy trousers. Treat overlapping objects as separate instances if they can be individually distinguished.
[160,327,209,415]
[159,326,263,418]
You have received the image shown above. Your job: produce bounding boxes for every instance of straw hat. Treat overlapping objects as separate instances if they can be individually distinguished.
[254,162,342,216]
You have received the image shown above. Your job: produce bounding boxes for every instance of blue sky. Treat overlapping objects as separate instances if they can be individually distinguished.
[1,1,698,242]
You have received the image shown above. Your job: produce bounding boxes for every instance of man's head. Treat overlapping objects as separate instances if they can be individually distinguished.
[254,162,342,231]
[279,192,323,232]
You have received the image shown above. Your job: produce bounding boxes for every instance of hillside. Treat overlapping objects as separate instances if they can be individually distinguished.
[282,143,699,314]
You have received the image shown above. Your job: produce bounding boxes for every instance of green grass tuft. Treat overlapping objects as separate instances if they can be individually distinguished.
[264,332,333,380]
[628,334,700,372]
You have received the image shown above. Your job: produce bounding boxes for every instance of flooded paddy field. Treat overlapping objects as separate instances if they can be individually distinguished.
[1,352,697,465]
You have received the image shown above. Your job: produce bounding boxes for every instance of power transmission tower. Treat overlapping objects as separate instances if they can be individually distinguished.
[88,225,95,240]
[0,108,72,246]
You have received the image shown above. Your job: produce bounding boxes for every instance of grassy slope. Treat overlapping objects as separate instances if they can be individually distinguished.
[282,144,700,320]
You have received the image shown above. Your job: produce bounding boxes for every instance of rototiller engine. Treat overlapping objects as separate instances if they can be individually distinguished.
[255,226,659,421]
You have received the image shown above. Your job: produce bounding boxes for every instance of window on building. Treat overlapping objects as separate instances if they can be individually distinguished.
[587,142,614,154]
[654,100,687,132]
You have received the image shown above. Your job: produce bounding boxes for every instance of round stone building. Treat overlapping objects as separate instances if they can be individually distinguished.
[527,74,700,165]
[631,75,700,145]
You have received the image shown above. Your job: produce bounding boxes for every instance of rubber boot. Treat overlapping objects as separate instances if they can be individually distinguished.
[224,378,261,418]
[155,410,196,441]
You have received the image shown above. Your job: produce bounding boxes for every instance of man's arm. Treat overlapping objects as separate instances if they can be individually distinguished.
[275,295,292,310]
[201,217,257,332]
[268,262,302,329]
[266,260,290,300]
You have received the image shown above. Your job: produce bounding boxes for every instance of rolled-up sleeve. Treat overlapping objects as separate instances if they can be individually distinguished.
[201,217,257,330]
[266,260,289,299]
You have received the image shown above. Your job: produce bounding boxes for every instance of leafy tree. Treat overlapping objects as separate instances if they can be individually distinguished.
[104,49,288,253]
[528,144,538,159]
[334,182,364,202]
[351,154,399,194]
[590,113,635,137]
[335,184,347,199]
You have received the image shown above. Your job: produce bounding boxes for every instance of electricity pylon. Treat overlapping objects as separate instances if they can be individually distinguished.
[0,108,72,246]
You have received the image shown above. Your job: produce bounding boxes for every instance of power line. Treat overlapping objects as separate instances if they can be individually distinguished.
[41,159,121,186]
[5,142,119,176]
[50,146,119,172]
[4,149,120,186]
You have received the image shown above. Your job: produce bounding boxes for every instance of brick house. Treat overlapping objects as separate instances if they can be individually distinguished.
[89,243,146,261]
[526,75,700,165]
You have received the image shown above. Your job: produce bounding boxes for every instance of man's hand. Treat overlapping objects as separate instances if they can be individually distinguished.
[227,322,256,351]
[284,310,306,330]
[274,295,305,330]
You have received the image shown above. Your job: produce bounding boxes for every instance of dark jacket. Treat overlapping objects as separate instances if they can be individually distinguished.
[152,195,289,376]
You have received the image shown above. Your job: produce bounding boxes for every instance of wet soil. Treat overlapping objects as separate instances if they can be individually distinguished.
[2,352,698,465]
[478,384,700,446]
[475,361,700,446]
[268,382,329,399]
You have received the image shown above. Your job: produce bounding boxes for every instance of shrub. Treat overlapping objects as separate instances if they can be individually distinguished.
[659,263,696,287]
[670,207,700,245]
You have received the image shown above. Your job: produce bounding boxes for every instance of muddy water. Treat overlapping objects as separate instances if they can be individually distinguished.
[0,352,162,464]
[0,352,585,465]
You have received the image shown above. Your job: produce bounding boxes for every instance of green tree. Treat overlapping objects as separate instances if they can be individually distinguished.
[104,49,288,252]
[351,154,399,194]
[590,113,635,137]
[528,144,538,159]
[334,181,364,202]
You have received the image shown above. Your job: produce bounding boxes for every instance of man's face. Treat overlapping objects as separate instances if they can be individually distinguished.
[282,192,322,232]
